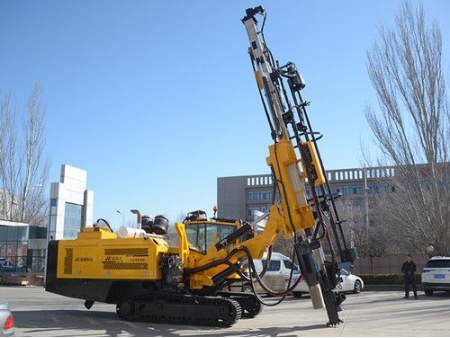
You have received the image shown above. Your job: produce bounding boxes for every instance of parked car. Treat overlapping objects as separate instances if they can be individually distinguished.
[242,252,298,294]
[0,261,26,274]
[422,256,450,296]
[290,268,364,298]
[0,303,14,337]
[0,262,16,273]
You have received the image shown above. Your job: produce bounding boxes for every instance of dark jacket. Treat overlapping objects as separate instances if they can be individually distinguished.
[401,261,417,276]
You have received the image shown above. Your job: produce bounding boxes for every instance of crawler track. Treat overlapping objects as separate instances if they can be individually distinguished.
[116,293,242,327]
[216,291,263,318]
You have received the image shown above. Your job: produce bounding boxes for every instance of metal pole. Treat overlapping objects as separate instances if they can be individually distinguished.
[116,210,125,227]
[364,167,370,240]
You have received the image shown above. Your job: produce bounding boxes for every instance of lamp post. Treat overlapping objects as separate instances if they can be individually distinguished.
[116,210,125,227]
[363,167,370,241]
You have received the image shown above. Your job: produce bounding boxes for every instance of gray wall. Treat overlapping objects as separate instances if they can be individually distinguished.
[217,176,247,220]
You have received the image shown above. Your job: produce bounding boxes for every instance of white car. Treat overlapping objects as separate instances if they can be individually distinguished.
[289,268,364,298]
[422,256,450,296]
[0,303,14,337]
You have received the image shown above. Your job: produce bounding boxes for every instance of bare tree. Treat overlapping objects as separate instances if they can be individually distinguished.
[339,199,394,273]
[0,93,17,221]
[176,211,186,223]
[273,235,294,260]
[352,224,390,274]
[0,84,49,226]
[365,2,450,255]
[164,211,185,247]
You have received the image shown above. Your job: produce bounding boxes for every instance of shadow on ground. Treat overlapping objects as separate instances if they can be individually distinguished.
[13,309,327,337]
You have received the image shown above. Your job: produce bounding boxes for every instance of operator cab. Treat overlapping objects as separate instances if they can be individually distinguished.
[184,210,241,254]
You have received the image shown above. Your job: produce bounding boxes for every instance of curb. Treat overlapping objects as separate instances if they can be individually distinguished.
[364,284,422,291]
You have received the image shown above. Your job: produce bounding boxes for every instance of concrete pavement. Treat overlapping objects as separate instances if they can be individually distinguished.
[1,287,449,336]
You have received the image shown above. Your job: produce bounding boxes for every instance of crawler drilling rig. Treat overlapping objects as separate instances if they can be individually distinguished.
[46,7,357,327]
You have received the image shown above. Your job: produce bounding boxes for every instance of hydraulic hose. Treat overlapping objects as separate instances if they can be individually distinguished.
[240,246,303,297]
[95,218,114,233]
[186,244,303,305]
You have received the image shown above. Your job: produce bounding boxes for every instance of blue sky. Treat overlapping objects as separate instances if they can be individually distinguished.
[0,1,449,227]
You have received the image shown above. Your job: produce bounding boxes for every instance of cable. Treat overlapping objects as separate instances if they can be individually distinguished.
[242,246,304,307]
[312,220,328,241]
[260,10,267,35]
[96,218,114,233]
[257,245,272,279]
[241,246,302,297]
[186,243,302,307]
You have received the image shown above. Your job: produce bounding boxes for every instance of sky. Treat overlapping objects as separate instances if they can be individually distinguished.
[0,0,449,228]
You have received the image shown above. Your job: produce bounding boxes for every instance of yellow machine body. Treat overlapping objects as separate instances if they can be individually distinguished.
[56,227,171,280]
[54,220,243,286]
[52,138,320,291]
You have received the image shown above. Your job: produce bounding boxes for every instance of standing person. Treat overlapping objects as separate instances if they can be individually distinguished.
[401,254,418,299]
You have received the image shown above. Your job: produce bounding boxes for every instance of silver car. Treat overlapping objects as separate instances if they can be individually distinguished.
[0,303,14,337]
[242,252,295,294]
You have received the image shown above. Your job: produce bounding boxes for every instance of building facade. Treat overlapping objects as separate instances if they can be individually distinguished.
[217,166,395,221]
[48,165,94,240]
[0,220,47,272]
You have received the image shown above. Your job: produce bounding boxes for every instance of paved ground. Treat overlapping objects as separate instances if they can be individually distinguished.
[1,287,449,336]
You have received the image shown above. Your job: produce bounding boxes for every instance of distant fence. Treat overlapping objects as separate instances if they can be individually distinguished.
[352,254,429,275]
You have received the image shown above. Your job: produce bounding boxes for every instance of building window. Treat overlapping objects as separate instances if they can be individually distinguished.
[369,184,380,194]
[247,190,272,201]
[63,203,84,239]
[336,185,364,195]
[368,184,395,194]
[48,198,57,240]
[353,200,364,208]
[29,226,47,239]
[247,205,270,219]
[0,225,29,272]
[305,186,328,199]
[29,249,45,272]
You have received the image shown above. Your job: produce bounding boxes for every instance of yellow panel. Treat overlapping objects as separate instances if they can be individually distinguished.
[303,141,325,186]
[77,227,117,239]
[57,236,169,280]
[175,222,189,265]
[254,70,263,89]
[266,139,315,232]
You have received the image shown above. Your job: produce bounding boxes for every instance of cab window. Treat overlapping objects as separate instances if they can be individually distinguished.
[185,223,236,254]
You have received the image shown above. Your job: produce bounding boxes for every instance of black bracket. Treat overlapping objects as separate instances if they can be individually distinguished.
[242,6,265,22]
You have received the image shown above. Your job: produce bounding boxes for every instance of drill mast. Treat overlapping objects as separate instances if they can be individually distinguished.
[241,6,358,325]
